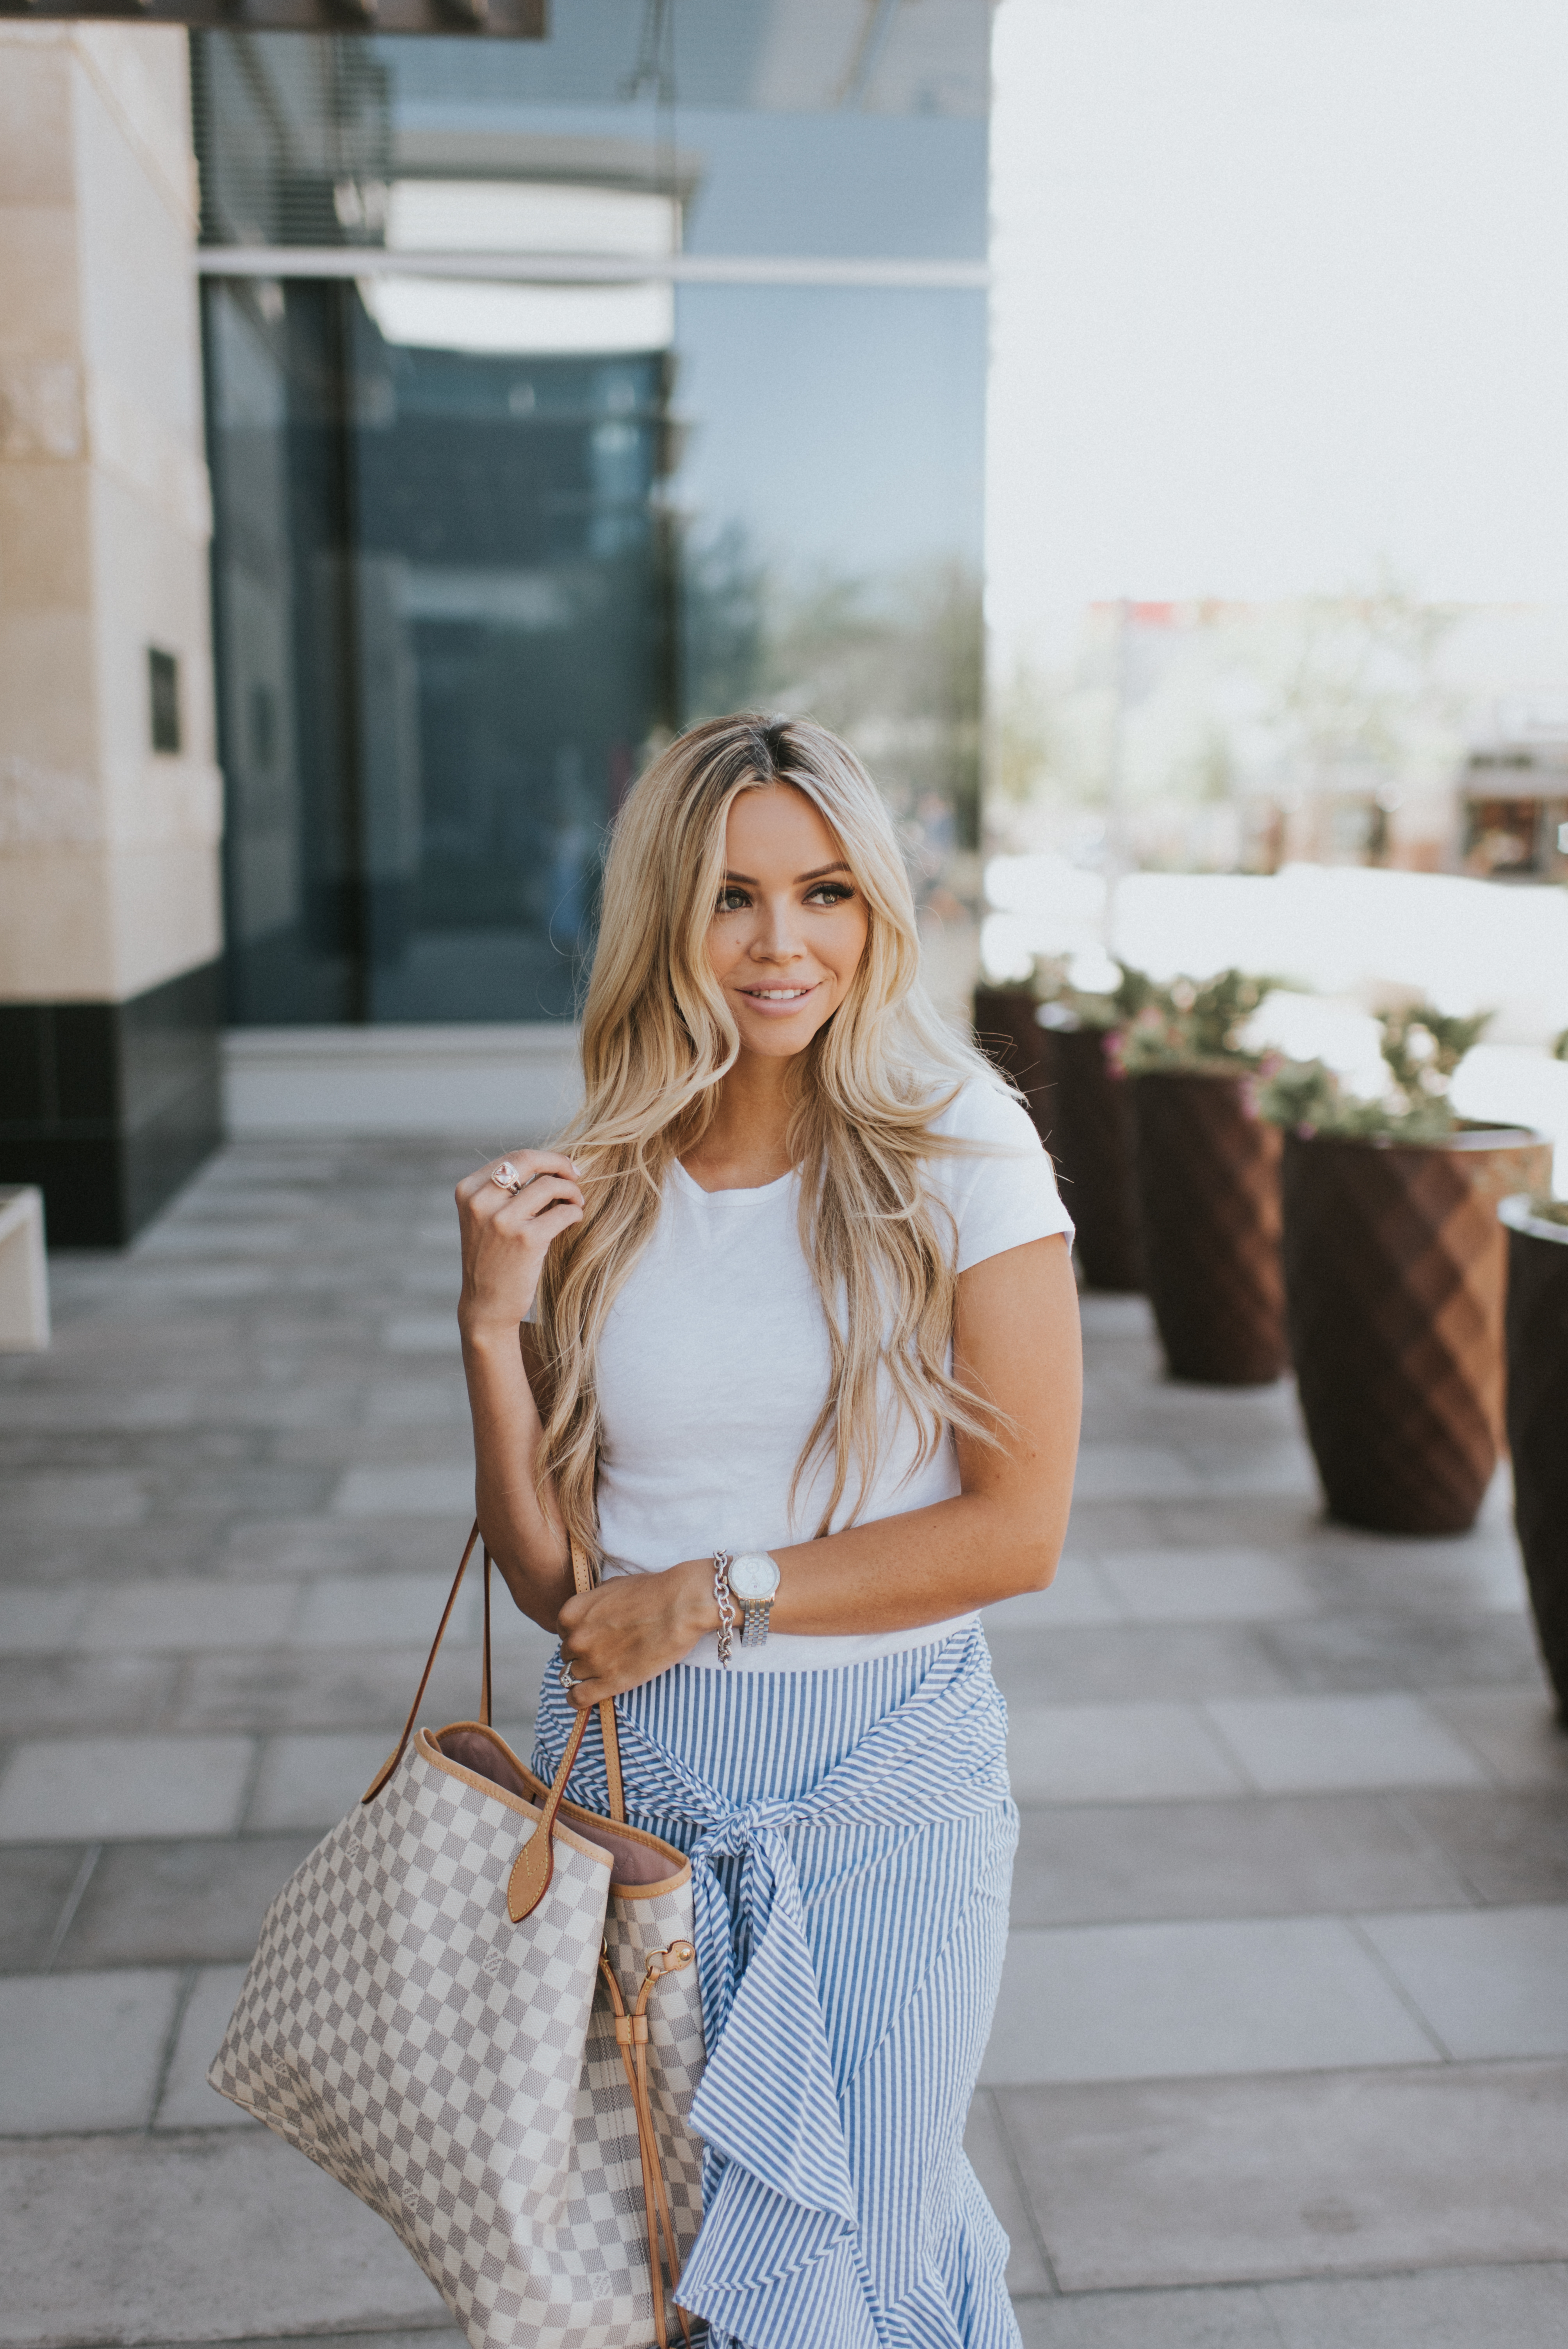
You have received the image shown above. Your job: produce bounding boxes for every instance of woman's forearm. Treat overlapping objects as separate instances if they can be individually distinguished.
[461,1321,574,1632]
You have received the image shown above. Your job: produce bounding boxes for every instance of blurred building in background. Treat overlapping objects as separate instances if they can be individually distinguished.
[0,1,991,1240]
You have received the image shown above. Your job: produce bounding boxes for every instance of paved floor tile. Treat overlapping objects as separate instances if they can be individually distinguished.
[59,1834,317,1968]
[73,1579,301,1652]
[989,1626,1292,1708]
[1301,1539,1531,1618]
[1427,1687,1568,1786]
[0,1968,182,2132]
[1400,1785,1568,1905]
[1177,1445,1321,1501]
[1015,2282,1273,2347]
[155,1963,255,2128]
[332,1463,475,1518]
[1072,1445,1206,1502]
[363,1376,471,1428]
[965,2090,1056,2297]
[1015,2264,1568,2349]
[1203,1694,1491,1792]
[0,2129,447,2342]
[169,1647,474,1734]
[219,1516,447,1574]
[0,1736,255,1842]
[0,1470,150,1529]
[247,1731,415,1830]
[134,2335,459,2349]
[295,1571,467,1648]
[998,2062,1568,2290]
[0,1588,91,1653]
[983,1558,1121,1629]
[1262,2260,1568,2348]
[1359,1905,1568,2059]
[382,1313,462,1354]
[1008,1704,1250,1805]
[0,1846,92,1973]
[1012,1793,1471,1927]
[1095,1550,1319,1624]
[982,1919,1441,2085]
[1258,1610,1543,1693]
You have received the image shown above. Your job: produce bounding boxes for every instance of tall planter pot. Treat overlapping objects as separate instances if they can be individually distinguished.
[1281,1127,1552,1536]
[1131,1071,1286,1384]
[973,986,1061,1137]
[1501,1198,1568,1718]
[1047,1024,1144,1292]
[973,990,1143,1290]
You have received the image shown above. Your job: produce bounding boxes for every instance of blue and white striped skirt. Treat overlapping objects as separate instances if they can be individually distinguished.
[533,1627,1022,2349]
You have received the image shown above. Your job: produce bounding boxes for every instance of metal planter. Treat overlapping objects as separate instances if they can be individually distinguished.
[1282,1127,1552,1536]
[1501,1197,1568,1716]
[1131,1070,1286,1385]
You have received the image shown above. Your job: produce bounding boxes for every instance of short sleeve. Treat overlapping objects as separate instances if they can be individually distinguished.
[925,1077,1074,1274]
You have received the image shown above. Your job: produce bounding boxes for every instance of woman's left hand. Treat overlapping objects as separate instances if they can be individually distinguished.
[556,1560,716,1706]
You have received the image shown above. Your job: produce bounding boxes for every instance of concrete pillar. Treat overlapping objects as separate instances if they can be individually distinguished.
[0,23,222,1244]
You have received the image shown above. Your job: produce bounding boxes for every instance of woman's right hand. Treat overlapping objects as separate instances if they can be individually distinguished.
[455,1152,584,1339]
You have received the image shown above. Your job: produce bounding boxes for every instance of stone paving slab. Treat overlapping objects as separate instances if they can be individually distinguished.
[998,2062,1568,2291]
[0,1969,184,2132]
[0,1736,255,1842]
[0,2132,448,2346]
[1011,1792,1474,1926]
[984,1918,1442,2085]
[57,1836,318,1969]
[1015,2263,1568,2349]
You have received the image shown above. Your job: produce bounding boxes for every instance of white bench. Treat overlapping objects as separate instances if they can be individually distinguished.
[0,1187,50,1351]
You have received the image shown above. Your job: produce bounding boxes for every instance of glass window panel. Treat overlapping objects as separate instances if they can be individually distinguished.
[675,283,985,887]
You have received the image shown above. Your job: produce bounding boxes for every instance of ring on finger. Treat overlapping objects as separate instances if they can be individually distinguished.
[558,1652,577,1691]
[490,1159,526,1194]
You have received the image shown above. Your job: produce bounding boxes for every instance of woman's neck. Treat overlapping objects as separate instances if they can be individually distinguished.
[679,1051,798,1192]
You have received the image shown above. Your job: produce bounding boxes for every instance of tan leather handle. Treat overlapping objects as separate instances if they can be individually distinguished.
[363,1521,627,1845]
[570,1533,626,1826]
[508,1533,627,1918]
[362,1521,484,1803]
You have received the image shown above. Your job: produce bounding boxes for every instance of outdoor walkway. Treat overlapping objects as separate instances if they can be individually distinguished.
[2,1140,1566,2349]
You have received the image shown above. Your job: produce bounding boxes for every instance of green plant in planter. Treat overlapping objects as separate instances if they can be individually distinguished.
[1113,968,1283,1076]
[1256,1004,1491,1143]
[1030,954,1155,1032]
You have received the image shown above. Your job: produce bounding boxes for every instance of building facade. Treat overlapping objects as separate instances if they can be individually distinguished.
[1,2,991,1237]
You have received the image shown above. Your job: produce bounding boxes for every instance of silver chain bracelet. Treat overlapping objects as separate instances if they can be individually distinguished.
[713,1552,736,1668]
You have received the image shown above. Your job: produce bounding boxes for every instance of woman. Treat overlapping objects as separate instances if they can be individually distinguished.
[456,715,1082,2349]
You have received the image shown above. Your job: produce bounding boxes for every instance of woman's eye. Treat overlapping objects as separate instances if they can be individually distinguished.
[807,884,853,906]
[716,888,749,913]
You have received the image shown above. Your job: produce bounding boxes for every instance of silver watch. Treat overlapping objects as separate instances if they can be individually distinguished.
[728,1551,780,1649]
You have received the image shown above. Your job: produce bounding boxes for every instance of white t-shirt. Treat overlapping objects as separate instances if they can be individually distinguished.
[590,1077,1074,1672]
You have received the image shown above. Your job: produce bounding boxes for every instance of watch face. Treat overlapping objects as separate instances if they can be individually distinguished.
[729,1551,780,1603]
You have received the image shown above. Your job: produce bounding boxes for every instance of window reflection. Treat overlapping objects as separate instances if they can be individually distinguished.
[200,3,991,1027]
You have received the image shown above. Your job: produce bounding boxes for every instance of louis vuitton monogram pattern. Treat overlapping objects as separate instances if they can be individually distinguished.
[209,1731,704,2349]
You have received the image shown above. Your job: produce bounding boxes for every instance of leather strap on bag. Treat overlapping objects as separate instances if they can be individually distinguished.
[363,1522,626,1825]
[506,1533,626,1920]
[599,1945,697,2349]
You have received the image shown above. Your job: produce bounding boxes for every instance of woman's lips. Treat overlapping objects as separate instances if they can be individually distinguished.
[737,982,820,1013]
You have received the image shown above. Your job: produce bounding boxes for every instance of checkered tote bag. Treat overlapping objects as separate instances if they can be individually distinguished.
[209,1528,706,2349]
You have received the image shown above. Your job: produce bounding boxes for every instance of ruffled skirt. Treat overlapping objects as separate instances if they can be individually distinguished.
[533,1628,1022,2349]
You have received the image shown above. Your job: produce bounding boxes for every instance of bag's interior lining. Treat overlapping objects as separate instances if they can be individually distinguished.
[435,1725,679,1887]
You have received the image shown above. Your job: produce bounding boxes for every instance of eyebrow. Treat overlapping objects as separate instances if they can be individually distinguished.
[722,862,853,886]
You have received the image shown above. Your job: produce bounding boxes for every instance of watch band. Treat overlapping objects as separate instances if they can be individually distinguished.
[740,1597,774,1650]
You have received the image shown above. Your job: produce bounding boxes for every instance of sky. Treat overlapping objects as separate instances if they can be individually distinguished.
[987,0,1568,654]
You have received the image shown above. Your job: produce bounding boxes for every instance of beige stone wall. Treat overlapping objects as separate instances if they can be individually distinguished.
[0,23,221,1004]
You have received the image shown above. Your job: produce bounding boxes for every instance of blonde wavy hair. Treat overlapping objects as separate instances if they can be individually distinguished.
[533,713,1006,1562]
